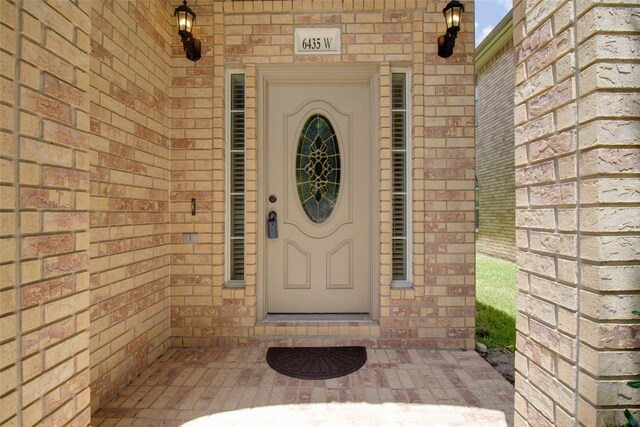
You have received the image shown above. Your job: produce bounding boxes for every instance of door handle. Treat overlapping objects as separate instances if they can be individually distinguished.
[267,211,278,239]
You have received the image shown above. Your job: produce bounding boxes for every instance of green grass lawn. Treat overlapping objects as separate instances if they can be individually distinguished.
[476,253,517,351]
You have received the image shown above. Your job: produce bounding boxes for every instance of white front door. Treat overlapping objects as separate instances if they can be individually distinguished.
[265,72,373,313]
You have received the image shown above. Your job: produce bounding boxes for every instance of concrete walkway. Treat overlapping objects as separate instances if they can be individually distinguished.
[92,347,514,426]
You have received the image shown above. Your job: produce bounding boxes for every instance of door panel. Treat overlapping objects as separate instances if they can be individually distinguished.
[327,240,352,289]
[266,80,371,313]
[284,241,310,289]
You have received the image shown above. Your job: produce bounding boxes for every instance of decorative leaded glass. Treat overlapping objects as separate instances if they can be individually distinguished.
[296,114,341,223]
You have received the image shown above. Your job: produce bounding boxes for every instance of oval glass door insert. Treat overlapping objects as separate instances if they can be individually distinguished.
[295,114,341,223]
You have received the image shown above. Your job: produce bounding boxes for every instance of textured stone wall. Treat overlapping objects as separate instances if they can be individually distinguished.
[476,41,516,261]
[88,0,173,413]
[0,0,92,425]
[513,0,640,425]
[169,0,477,349]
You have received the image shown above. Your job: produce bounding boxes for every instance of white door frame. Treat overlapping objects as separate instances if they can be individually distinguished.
[256,64,380,321]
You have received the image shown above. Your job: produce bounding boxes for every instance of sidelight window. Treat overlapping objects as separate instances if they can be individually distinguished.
[227,72,245,283]
[391,70,411,285]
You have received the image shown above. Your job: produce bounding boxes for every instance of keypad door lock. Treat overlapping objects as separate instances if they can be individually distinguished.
[267,211,278,239]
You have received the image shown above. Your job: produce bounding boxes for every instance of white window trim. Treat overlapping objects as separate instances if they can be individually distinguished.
[390,68,413,289]
[225,69,246,287]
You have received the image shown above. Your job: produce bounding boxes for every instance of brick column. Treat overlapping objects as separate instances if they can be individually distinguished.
[88,0,173,411]
[0,0,92,425]
[513,0,639,426]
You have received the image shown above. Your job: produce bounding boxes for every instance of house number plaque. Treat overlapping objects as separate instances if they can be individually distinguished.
[294,28,341,54]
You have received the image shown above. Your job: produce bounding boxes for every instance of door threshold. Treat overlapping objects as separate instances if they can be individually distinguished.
[263,313,373,323]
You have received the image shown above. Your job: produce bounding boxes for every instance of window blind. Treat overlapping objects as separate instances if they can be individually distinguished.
[229,73,245,281]
[391,72,408,281]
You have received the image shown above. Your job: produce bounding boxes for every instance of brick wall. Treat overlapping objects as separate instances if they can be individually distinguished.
[513,0,640,425]
[169,1,224,346]
[88,0,173,413]
[0,0,92,425]
[2,0,477,420]
[169,0,477,350]
[476,41,516,261]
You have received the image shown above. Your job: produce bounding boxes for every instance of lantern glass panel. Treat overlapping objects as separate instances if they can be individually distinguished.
[444,8,453,29]
[443,2,463,30]
[186,14,194,32]
[176,11,183,31]
[451,7,461,27]
[176,8,194,34]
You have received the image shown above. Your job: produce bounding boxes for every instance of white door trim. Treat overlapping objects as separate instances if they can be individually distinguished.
[256,64,380,321]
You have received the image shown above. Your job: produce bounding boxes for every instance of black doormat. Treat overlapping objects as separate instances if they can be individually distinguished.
[266,346,367,380]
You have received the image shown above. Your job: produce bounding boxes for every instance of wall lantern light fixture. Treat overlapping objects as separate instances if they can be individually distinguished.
[174,0,201,61]
[437,0,465,58]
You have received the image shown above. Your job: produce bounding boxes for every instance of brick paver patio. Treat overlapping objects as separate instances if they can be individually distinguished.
[92,347,514,426]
